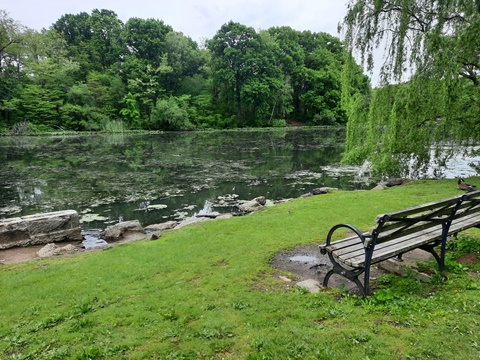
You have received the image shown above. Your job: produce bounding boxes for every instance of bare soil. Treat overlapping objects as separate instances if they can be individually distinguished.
[0,241,87,265]
[270,243,384,293]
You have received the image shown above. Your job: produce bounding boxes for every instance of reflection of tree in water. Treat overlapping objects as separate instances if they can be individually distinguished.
[0,129,370,224]
[285,128,345,172]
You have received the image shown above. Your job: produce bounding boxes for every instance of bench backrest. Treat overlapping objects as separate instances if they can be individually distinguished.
[369,190,480,246]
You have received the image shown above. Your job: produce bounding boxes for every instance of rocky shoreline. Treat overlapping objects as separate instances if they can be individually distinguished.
[1,180,405,265]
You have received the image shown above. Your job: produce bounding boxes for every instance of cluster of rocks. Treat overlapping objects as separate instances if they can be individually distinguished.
[90,189,339,246]
[9,180,406,260]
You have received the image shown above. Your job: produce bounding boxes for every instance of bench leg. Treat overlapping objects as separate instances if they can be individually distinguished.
[323,262,367,296]
[420,243,444,271]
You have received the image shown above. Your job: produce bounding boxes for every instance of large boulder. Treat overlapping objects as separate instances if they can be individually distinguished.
[0,210,82,250]
[101,220,145,242]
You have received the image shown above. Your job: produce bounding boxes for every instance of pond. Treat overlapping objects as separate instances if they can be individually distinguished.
[0,127,476,233]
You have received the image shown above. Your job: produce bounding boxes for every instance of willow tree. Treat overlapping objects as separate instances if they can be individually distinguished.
[341,0,480,177]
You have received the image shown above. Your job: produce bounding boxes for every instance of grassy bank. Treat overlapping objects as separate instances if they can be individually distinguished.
[1,179,480,359]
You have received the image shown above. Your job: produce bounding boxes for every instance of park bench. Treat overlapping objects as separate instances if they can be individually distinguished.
[319,190,480,296]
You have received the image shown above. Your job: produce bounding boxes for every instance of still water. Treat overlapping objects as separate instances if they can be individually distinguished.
[0,128,387,231]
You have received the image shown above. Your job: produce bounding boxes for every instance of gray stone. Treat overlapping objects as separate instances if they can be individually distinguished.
[236,196,267,213]
[37,243,59,258]
[148,233,161,240]
[175,216,212,229]
[37,243,80,258]
[296,279,321,293]
[144,221,177,232]
[0,210,82,250]
[385,178,404,187]
[311,187,335,195]
[101,220,145,242]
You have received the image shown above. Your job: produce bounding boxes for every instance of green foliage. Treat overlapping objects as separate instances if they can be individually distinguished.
[446,235,480,255]
[0,10,368,131]
[150,95,193,130]
[341,0,480,176]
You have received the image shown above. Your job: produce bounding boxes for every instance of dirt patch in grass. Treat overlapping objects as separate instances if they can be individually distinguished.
[0,241,88,265]
[271,244,383,294]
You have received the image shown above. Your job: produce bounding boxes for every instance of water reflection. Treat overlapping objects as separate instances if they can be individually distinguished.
[0,128,374,229]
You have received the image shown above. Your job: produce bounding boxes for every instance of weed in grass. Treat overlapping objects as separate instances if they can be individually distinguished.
[250,337,268,351]
[73,302,96,316]
[68,318,94,333]
[164,350,195,359]
[231,301,250,310]
[42,346,70,359]
[74,346,103,359]
[31,313,67,332]
[316,304,346,320]
[204,303,220,311]
[3,335,28,350]
[195,327,234,340]
[161,308,179,321]
[164,325,183,339]
[350,331,372,344]
[447,235,480,254]
[246,352,274,360]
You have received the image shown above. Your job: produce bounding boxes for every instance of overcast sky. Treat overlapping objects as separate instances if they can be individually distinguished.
[3,0,348,42]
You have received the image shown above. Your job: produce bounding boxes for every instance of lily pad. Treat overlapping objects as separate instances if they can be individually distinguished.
[146,204,168,210]
[80,213,109,223]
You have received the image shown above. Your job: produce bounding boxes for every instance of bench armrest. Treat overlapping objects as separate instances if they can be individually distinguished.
[319,223,371,255]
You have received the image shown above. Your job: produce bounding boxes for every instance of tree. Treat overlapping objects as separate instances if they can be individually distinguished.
[0,10,27,128]
[268,27,366,124]
[164,31,205,94]
[208,21,283,126]
[123,17,172,62]
[54,9,124,73]
[341,0,480,176]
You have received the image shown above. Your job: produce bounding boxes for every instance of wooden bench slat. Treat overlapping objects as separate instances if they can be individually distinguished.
[346,227,444,267]
[374,195,471,222]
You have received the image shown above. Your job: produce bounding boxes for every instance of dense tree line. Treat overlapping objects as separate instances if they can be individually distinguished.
[0,9,369,133]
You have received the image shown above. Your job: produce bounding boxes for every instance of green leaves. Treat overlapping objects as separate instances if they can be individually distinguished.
[341,0,480,176]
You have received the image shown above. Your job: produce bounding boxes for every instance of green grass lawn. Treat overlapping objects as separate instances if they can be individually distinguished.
[2,178,480,359]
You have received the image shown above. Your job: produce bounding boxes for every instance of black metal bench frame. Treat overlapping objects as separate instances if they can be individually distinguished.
[319,190,480,296]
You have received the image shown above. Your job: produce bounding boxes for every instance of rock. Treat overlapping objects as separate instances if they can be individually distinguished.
[0,210,82,250]
[274,198,293,204]
[300,193,313,198]
[311,187,335,195]
[237,196,266,213]
[37,243,59,257]
[148,233,161,240]
[37,243,81,258]
[296,279,321,293]
[255,196,266,206]
[56,244,79,254]
[371,184,386,191]
[101,220,145,242]
[175,216,212,229]
[144,221,177,232]
[385,178,404,187]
